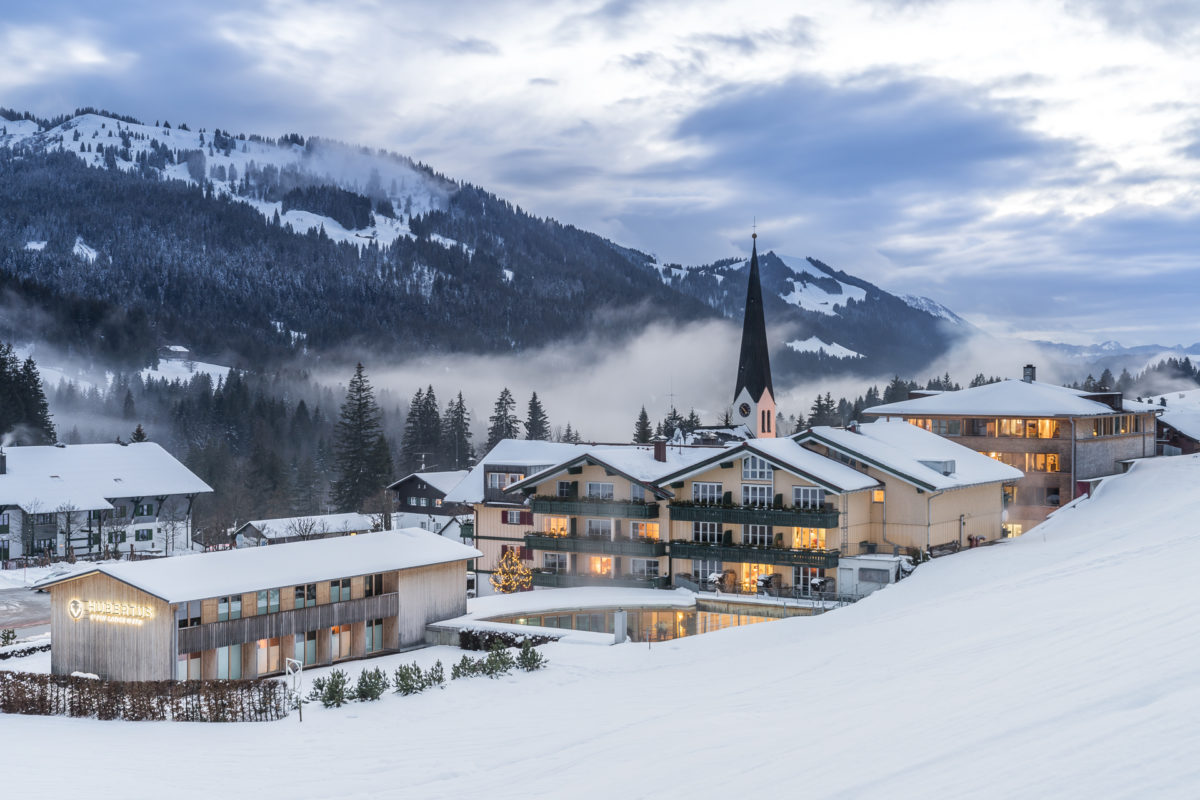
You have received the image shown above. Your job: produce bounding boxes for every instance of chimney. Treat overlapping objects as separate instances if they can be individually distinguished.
[0,448,5,475]
[652,437,667,463]
[1023,364,1036,383]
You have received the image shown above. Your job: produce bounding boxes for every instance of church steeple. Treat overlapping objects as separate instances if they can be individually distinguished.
[733,233,776,437]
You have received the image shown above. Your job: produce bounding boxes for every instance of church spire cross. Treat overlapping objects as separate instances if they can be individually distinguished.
[733,232,774,406]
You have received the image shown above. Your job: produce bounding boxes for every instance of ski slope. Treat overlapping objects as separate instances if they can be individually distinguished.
[4,455,1200,798]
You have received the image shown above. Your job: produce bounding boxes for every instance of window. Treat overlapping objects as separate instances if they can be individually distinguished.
[294,583,316,609]
[1037,419,1060,438]
[134,528,154,542]
[256,638,281,675]
[487,472,524,489]
[176,653,201,681]
[692,521,721,543]
[365,619,384,654]
[998,419,1025,437]
[587,556,611,576]
[969,419,995,437]
[761,410,772,434]
[363,573,384,597]
[503,509,531,525]
[134,503,155,517]
[330,578,351,602]
[0,511,7,532]
[794,527,826,549]
[630,521,659,540]
[35,513,54,524]
[217,595,241,621]
[112,505,128,518]
[630,484,646,503]
[176,600,201,629]
[872,489,885,503]
[419,497,428,507]
[742,455,772,480]
[108,531,127,544]
[543,553,568,573]
[1018,486,1062,507]
[407,496,418,505]
[556,480,574,498]
[256,588,280,614]
[742,524,772,546]
[630,558,659,578]
[216,644,242,679]
[692,559,721,580]
[859,567,890,584]
[86,510,102,522]
[1027,453,1060,473]
[543,516,569,536]
[331,625,353,660]
[585,482,614,500]
[435,498,443,507]
[692,482,722,504]
[793,486,825,509]
[742,485,771,507]
[584,518,612,538]
[294,630,317,665]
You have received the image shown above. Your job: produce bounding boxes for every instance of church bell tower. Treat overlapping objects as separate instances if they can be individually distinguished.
[733,233,776,438]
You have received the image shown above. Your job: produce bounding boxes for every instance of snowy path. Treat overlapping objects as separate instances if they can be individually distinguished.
[4,455,1200,798]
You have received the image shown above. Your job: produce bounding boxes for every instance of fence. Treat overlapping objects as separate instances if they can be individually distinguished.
[0,671,290,722]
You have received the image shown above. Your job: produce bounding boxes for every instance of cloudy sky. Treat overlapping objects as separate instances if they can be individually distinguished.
[4,0,1200,346]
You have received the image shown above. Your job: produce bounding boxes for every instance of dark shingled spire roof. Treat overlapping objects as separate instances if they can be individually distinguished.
[734,235,774,402]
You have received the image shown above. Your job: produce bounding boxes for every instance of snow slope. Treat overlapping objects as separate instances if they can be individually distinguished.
[6,455,1200,797]
[786,336,863,358]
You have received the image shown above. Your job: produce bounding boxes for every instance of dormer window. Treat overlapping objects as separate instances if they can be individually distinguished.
[742,455,772,481]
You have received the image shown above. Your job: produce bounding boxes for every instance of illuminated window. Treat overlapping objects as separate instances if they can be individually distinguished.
[630,521,659,540]
[543,516,570,536]
[1037,419,1060,438]
[692,482,722,504]
[794,527,826,549]
[872,489,885,503]
[588,556,612,576]
[331,625,352,660]
[255,638,281,675]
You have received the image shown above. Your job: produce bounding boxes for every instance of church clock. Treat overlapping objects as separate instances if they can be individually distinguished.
[738,402,752,418]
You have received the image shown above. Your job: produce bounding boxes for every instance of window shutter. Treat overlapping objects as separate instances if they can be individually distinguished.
[520,510,533,526]
[519,546,532,560]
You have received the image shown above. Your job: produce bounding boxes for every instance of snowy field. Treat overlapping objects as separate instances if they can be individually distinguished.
[4,455,1200,798]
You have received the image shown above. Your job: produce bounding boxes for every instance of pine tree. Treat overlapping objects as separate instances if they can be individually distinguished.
[490,548,532,594]
[524,392,550,441]
[400,387,425,472]
[130,424,148,442]
[660,406,684,440]
[441,392,474,470]
[1098,368,1115,391]
[633,406,652,443]
[683,409,701,435]
[485,388,520,453]
[419,385,441,466]
[332,364,388,511]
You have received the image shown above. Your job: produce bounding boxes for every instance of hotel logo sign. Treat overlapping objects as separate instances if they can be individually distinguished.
[69,598,156,626]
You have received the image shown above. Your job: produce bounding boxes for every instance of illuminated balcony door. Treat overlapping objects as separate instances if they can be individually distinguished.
[743,563,772,592]
[792,527,826,549]
[588,556,612,576]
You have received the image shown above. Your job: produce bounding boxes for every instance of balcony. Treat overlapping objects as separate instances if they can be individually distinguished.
[669,540,840,569]
[524,532,667,557]
[530,496,660,519]
[459,521,475,539]
[667,502,839,528]
[530,571,670,590]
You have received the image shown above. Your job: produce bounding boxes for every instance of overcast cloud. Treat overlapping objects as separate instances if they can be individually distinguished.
[3,0,1200,346]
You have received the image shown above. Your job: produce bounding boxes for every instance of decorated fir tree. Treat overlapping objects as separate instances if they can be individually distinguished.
[490,548,532,594]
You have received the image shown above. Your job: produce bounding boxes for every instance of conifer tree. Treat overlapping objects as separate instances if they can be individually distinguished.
[400,387,425,472]
[130,424,148,442]
[524,392,550,441]
[332,363,388,511]
[441,392,474,470]
[485,388,520,453]
[633,406,652,443]
[490,548,532,594]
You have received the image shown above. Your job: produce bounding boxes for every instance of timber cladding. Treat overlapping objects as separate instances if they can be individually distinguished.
[49,573,174,682]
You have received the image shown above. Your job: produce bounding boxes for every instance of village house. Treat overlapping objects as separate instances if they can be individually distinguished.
[864,366,1160,534]
[35,529,481,681]
[0,442,212,561]
[233,512,382,547]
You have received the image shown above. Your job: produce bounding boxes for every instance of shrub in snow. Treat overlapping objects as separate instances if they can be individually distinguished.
[482,643,515,679]
[393,662,428,695]
[317,670,350,708]
[458,629,557,651]
[426,660,445,688]
[450,655,484,680]
[306,676,327,702]
[354,667,390,701]
[517,640,548,672]
[1,628,17,646]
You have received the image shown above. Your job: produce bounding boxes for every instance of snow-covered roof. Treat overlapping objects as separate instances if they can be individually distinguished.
[1146,388,1200,442]
[504,444,723,497]
[654,437,879,494]
[0,442,212,512]
[866,379,1156,418]
[35,528,481,603]
[237,512,379,540]
[799,421,1023,491]
[443,440,596,503]
[386,470,468,494]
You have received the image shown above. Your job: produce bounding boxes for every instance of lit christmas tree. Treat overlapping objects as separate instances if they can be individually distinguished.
[490,548,532,594]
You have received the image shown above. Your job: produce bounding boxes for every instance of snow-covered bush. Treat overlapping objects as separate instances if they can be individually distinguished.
[354,667,390,701]
[517,640,548,672]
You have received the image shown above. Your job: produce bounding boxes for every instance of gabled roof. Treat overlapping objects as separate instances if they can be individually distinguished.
[0,442,212,513]
[34,529,481,603]
[386,470,468,495]
[797,421,1023,492]
[865,379,1159,418]
[734,237,773,403]
[443,440,595,504]
[653,437,878,494]
[503,445,721,498]
[1147,387,1200,442]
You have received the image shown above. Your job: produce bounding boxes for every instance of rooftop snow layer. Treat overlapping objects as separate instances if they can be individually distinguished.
[1147,387,1200,441]
[866,379,1154,418]
[238,512,379,540]
[0,442,212,512]
[802,420,1023,490]
[508,444,724,495]
[388,470,468,495]
[35,528,480,603]
[739,437,880,492]
[444,440,597,503]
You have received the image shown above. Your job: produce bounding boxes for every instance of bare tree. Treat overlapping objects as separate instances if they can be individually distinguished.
[364,488,394,532]
[158,500,189,555]
[283,517,330,543]
[55,502,83,561]
[99,505,132,560]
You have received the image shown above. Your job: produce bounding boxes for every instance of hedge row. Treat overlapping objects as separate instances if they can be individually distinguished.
[0,671,289,722]
[0,643,52,661]
[458,628,557,651]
